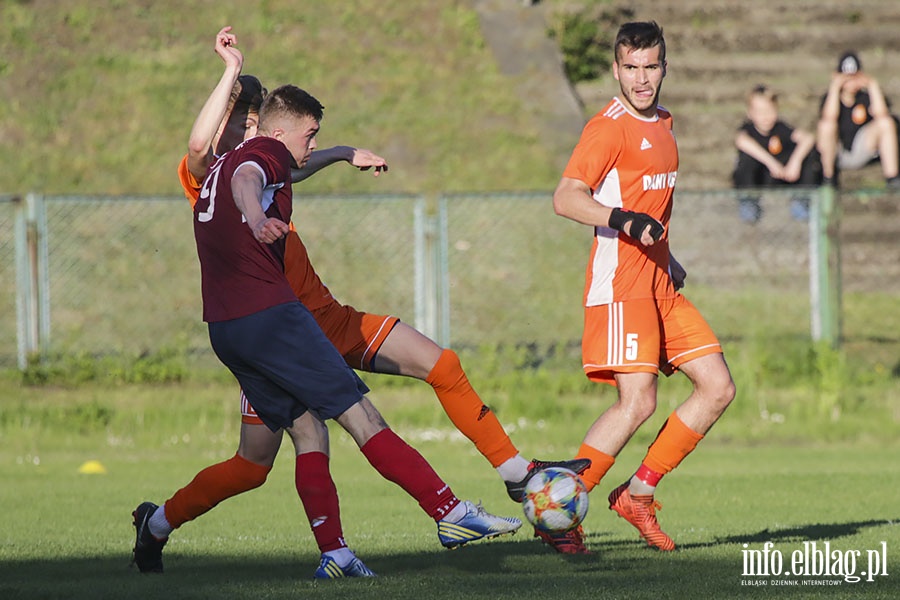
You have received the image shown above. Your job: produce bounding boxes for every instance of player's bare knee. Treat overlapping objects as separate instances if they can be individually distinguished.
[336,397,389,446]
[236,447,278,471]
[706,376,736,413]
[719,377,737,410]
[614,394,657,425]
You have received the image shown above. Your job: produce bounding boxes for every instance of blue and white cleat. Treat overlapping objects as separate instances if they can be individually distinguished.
[313,554,377,579]
[437,500,522,549]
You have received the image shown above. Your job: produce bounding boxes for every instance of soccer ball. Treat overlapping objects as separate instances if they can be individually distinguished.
[522,467,589,533]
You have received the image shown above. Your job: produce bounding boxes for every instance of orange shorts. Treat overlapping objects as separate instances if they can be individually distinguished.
[581,294,721,385]
[241,301,399,424]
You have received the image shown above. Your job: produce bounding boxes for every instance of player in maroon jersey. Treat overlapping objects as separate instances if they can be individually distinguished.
[132,85,521,579]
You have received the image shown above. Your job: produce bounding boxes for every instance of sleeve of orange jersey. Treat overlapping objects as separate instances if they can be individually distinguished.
[562,115,622,191]
[177,154,202,208]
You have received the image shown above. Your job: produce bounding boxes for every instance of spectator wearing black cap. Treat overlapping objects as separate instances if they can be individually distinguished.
[817,51,900,190]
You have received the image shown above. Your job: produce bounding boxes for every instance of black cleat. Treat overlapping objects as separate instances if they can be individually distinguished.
[505,458,592,502]
[132,502,167,573]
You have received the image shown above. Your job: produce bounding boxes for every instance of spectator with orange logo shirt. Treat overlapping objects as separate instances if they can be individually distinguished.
[817,51,900,191]
[732,84,822,223]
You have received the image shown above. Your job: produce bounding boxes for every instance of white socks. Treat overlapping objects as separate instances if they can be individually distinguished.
[443,501,470,523]
[496,454,531,483]
[323,547,356,568]
[148,505,174,539]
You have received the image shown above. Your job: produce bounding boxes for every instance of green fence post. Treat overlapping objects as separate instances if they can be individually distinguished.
[414,195,449,347]
[15,193,49,368]
[809,186,842,347]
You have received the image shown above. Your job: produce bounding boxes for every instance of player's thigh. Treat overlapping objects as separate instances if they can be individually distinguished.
[372,321,442,379]
[839,125,879,169]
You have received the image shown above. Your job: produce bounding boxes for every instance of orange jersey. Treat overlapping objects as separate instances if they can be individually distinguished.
[562,97,678,306]
[177,154,334,311]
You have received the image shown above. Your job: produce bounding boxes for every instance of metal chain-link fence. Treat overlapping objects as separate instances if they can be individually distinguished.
[2,189,898,369]
[0,196,19,364]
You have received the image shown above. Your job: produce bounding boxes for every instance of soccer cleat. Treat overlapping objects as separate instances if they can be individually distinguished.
[505,458,592,502]
[313,554,377,579]
[534,524,592,555]
[608,482,675,551]
[131,502,168,573]
[437,500,522,549]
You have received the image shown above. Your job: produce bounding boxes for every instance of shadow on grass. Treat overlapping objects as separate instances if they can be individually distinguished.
[712,519,899,546]
[1,521,898,600]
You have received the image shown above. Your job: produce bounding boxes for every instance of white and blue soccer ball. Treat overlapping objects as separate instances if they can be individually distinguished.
[522,467,589,533]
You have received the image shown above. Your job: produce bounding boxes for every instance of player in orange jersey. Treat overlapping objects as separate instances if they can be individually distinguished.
[136,26,587,575]
[546,21,736,554]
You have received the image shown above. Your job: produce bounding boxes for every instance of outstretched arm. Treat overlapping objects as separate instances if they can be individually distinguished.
[291,146,389,183]
[186,27,243,182]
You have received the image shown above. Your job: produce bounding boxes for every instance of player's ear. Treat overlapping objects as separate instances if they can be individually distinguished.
[662,60,667,77]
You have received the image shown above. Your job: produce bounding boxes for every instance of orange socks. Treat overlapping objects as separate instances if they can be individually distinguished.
[574,444,616,493]
[642,412,704,476]
[576,413,703,496]
[163,453,271,529]
[426,349,518,468]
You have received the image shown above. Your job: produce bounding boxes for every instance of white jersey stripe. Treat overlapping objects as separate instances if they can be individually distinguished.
[584,361,659,370]
[667,343,721,365]
[585,166,623,307]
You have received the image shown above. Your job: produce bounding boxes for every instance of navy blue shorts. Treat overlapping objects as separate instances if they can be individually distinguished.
[208,301,370,432]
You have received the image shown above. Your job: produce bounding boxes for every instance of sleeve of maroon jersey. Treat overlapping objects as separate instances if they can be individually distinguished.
[237,137,293,187]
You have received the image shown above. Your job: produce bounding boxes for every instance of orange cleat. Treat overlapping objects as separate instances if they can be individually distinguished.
[533,524,592,555]
[608,482,675,551]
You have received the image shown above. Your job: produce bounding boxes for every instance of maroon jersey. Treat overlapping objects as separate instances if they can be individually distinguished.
[193,136,298,322]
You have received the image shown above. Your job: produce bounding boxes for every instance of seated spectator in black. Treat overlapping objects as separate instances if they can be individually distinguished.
[732,84,822,223]
[817,51,900,191]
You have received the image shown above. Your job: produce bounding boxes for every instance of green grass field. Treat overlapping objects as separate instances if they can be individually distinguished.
[1,376,897,600]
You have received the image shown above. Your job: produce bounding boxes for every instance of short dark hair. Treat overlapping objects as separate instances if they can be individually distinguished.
[259,85,325,126]
[614,21,666,64]
[234,75,267,113]
[748,84,778,104]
